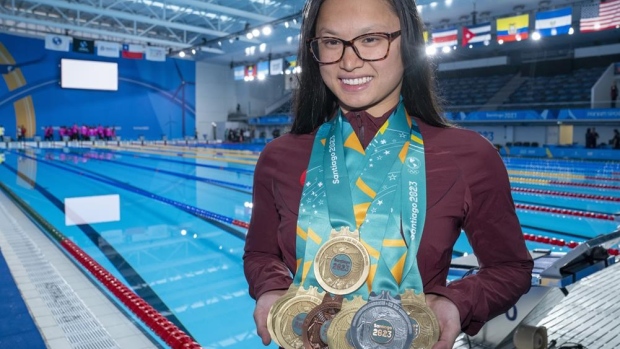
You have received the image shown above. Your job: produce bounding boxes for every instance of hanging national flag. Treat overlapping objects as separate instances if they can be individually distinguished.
[96,41,120,58]
[45,34,71,51]
[461,23,491,47]
[72,38,95,54]
[257,61,269,78]
[497,14,530,42]
[270,58,283,75]
[233,66,245,81]
[580,0,620,33]
[536,7,572,36]
[432,28,458,48]
[284,55,297,74]
[245,64,257,77]
[121,44,145,59]
[145,46,166,62]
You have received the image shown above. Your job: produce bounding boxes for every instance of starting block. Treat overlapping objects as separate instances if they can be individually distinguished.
[449,229,620,349]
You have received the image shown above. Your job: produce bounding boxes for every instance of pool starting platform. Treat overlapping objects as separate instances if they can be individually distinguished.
[452,230,620,349]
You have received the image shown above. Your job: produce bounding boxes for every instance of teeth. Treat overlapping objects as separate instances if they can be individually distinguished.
[342,77,372,85]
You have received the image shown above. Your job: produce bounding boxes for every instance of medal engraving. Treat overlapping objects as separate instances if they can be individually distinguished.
[314,227,371,295]
[350,291,414,349]
[326,296,366,349]
[400,289,440,349]
[274,286,324,349]
[302,294,343,349]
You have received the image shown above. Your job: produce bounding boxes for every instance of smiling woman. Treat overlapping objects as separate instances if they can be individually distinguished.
[243,0,533,348]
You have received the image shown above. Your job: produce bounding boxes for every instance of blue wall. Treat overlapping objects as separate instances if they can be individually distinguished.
[0,33,195,140]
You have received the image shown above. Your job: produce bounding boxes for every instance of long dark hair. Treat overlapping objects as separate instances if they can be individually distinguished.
[290,0,450,134]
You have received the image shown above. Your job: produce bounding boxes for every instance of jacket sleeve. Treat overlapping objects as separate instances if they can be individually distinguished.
[425,136,534,335]
[243,145,293,300]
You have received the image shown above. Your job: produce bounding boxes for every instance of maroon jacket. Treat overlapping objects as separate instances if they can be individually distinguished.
[243,110,533,335]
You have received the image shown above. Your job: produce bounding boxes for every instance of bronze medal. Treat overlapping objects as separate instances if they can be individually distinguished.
[400,289,440,349]
[326,296,366,348]
[301,294,343,349]
[273,286,324,349]
[314,227,371,295]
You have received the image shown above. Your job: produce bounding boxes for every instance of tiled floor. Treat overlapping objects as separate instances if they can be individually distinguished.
[0,190,160,349]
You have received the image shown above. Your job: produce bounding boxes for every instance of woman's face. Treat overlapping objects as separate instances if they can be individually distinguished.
[315,0,403,117]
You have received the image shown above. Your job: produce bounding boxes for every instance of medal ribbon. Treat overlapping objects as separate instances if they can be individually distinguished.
[294,100,427,298]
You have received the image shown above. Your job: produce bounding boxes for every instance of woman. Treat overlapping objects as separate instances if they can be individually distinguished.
[243,0,533,348]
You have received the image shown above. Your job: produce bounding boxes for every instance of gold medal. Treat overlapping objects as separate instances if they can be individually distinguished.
[400,289,440,349]
[314,227,371,295]
[267,285,299,347]
[326,296,366,348]
[273,286,324,349]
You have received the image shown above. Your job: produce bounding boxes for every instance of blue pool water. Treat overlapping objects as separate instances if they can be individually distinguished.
[0,145,619,348]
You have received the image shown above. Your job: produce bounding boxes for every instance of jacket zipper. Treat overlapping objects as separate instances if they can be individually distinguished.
[356,112,364,144]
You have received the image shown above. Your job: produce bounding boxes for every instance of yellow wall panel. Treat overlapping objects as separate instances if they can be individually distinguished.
[14,96,36,138]
[3,68,27,91]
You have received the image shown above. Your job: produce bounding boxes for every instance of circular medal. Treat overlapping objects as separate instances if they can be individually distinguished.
[400,289,440,349]
[302,294,343,349]
[326,296,366,349]
[349,291,414,349]
[314,228,371,295]
[267,285,299,347]
[274,286,323,349]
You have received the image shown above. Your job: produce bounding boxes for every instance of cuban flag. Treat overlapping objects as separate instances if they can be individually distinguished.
[536,7,572,36]
[462,23,491,47]
[431,28,458,48]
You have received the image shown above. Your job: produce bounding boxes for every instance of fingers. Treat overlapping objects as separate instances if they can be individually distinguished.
[253,308,272,346]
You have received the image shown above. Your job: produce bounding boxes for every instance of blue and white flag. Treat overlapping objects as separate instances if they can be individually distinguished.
[45,34,71,51]
[96,41,120,58]
[536,7,572,36]
[145,46,166,62]
[270,58,283,75]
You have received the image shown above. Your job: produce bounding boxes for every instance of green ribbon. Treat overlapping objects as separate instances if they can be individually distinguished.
[293,99,427,298]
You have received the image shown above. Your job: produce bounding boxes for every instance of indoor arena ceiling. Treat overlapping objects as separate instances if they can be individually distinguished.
[0,0,612,64]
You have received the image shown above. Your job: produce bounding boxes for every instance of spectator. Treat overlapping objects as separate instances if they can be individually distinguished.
[0,124,4,142]
[612,82,618,108]
[612,129,620,149]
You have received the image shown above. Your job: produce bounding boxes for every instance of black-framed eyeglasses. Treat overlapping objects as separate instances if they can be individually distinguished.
[306,30,401,64]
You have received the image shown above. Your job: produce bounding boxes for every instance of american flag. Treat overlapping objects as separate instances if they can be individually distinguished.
[580,0,620,32]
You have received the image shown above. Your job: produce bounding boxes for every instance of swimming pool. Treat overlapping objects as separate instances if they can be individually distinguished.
[0,144,619,348]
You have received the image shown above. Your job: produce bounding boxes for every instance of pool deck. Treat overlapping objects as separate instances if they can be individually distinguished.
[0,190,160,349]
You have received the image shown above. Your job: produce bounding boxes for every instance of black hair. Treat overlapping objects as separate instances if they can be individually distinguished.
[290,0,450,134]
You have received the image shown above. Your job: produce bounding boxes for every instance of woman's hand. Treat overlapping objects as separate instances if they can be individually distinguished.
[253,289,287,346]
[426,294,461,349]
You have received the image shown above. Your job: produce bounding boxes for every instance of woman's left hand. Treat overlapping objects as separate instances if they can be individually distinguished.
[425,293,461,349]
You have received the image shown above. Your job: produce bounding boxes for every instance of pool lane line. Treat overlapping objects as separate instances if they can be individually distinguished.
[76,148,255,175]
[57,149,253,195]
[0,163,198,348]
[508,169,587,180]
[512,187,620,202]
[13,150,249,238]
[522,233,619,256]
[126,143,261,158]
[514,203,615,221]
[519,223,595,241]
[510,176,620,190]
[99,144,257,165]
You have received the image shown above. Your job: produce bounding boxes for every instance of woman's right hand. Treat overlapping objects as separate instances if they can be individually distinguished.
[254,289,287,346]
